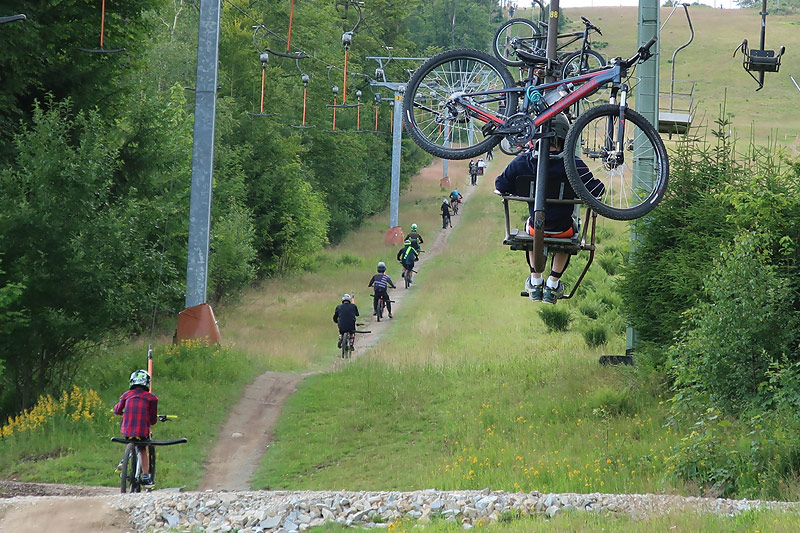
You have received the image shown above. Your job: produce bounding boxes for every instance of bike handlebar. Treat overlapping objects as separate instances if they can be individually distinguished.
[621,37,657,68]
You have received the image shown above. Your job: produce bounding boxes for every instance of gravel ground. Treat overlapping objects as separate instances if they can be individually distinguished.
[105,488,800,531]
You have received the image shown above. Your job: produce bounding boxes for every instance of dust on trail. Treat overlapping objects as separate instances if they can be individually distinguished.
[199,158,480,491]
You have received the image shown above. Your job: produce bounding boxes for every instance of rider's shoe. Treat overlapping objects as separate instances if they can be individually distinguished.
[388,312,393,319]
[115,461,123,473]
[525,277,543,302]
[141,473,154,485]
[373,311,377,316]
[543,281,565,304]
[337,338,342,348]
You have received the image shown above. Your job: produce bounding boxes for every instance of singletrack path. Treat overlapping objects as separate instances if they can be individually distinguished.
[198,159,481,491]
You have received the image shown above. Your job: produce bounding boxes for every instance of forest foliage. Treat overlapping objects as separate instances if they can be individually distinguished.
[0,0,500,416]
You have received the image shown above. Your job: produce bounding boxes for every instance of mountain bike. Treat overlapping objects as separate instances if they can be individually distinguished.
[442,210,452,229]
[112,416,187,493]
[493,16,606,81]
[451,197,460,215]
[340,324,370,358]
[402,38,668,223]
[373,292,394,322]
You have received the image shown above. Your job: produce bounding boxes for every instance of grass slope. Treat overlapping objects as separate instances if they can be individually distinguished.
[252,168,682,497]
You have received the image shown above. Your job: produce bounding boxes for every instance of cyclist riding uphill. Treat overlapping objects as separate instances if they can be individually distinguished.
[333,294,359,348]
[368,261,396,318]
[397,239,420,282]
[449,189,462,206]
[407,223,424,252]
[494,113,605,304]
[114,370,158,485]
[441,199,452,228]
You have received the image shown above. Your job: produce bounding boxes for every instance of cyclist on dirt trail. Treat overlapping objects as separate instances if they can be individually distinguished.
[441,198,452,228]
[494,113,605,305]
[450,189,462,208]
[114,370,158,485]
[397,239,420,282]
[333,294,359,349]
[407,223,424,252]
[368,262,396,318]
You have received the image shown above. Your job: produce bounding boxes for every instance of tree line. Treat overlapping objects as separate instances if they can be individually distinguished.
[0,0,500,416]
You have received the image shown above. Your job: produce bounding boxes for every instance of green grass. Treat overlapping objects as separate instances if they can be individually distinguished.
[310,508,800,532]
[252,179,683,497]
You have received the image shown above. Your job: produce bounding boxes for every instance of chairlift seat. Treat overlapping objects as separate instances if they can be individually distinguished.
[658,111,693,135]
[745,48,782,73]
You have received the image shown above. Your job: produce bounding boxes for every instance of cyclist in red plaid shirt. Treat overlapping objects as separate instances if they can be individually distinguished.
[114,369,158,485]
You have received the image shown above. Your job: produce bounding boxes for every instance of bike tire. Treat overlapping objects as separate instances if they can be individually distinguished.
[561,49,605,80]
[492,18,544,67]
[377,299,383,322]
[564,105,668,220]
[341,337,348,359]
[403,49,518,160]
[120,443,139,494]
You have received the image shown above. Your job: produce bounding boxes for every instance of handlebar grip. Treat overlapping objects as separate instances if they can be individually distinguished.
[641,37,658,53]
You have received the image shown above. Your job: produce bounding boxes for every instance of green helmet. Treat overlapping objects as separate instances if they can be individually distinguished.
[411,223,418,231]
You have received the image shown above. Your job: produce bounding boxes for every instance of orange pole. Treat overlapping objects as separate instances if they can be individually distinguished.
[390,110,393,133]
[286,0,296,52]
[357,104,361,130]
[333,97,337,130]
[342,49,348,104]
[374,106,379,130]
[302,87,308,126]
[260,66,266,113]
[147,344,153,393]
[100,0,107,47]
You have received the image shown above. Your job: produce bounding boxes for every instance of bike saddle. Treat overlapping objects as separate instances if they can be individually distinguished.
[516,48,548,66]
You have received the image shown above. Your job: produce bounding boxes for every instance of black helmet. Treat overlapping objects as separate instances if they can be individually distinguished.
[551,113,570,141]
[377,261,386,273]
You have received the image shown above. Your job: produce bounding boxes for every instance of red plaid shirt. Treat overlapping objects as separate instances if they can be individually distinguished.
[113,388,158,438]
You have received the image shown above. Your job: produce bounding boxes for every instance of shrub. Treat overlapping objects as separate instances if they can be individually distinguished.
[583,323,608,347]
[538,306,571,332]
[667,231,798,414]
[597,252,621,276]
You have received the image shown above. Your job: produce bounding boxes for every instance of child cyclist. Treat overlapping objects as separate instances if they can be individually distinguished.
[368,261,396,318]
[397,238,420,283]
[333,294,359,349]
[407,223,424,252]
[114,370,158,485]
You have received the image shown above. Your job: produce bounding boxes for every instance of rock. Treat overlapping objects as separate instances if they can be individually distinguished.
[546,506,560,518]
[260,515,282,529]
[162,512,180,528]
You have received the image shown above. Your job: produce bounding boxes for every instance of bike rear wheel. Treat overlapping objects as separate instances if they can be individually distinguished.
[564,105,668,220]
[377,298,384,321]
[120,443,140,494]
[493,18,544,67]
[341,335,349,358]
[403,49,518,160]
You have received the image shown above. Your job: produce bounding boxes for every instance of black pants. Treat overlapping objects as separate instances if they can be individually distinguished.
[373,291,391,314]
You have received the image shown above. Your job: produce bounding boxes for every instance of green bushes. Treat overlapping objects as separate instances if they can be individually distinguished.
[538,306,571,332]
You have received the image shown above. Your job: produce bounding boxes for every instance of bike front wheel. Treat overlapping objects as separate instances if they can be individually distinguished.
[120,443,140,494]
[403,49,518,160]
[493,18,544,67]
[564,105,668,220]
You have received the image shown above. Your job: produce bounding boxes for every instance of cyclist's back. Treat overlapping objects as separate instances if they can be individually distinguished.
[333,299,359,333]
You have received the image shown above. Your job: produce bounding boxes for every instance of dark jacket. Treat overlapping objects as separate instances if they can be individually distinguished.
[369,273,396,292]
[495,151,604,225]
[333,302,359,333]
[407,231,424,249]
[441,203,451,217]
[397,245,419,265]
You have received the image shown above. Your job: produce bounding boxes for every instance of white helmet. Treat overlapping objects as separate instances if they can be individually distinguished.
[341,293,352,302]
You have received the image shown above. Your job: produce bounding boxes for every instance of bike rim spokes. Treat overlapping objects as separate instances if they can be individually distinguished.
[493,19,543,67]
[409,56,510,154]
[570,107,667,220]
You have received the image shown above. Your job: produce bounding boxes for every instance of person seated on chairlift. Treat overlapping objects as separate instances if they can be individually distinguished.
[494,113,605,305]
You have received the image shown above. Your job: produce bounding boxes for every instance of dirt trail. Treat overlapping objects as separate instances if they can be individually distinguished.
[0,496,129,532]
[198,159,481,491]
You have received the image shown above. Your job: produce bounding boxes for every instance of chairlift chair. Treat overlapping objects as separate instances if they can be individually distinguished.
[733,0,786,91]
[248,52,278,118]
[658,4,695,136]
[500,169,598,301]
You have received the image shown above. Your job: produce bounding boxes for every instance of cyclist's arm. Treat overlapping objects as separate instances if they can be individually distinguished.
[576,159,605,198]
[494,155,530,194]
[333,308,340,323]
[368,275,375,287]
[388,278,396,289]
[149,397,159,426]
[354,305,359,316]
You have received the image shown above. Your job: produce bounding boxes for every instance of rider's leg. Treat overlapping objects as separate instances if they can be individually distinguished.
[373,293,379,315]
[547,253,571,287]
[384,294,392,315]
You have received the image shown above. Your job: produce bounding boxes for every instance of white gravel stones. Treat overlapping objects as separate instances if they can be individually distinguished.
[108,489,800,531]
